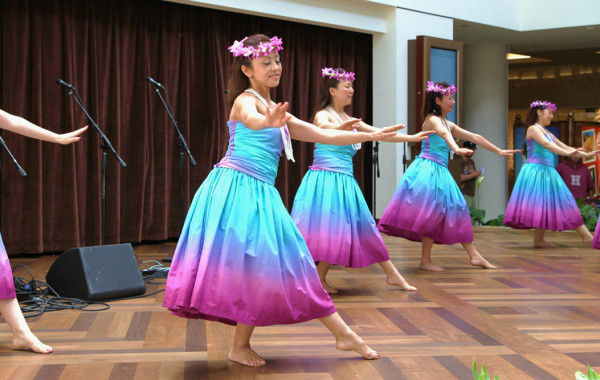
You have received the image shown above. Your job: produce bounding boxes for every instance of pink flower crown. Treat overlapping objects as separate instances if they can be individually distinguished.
[321,67,356,82]
[228,36,284,59]
[530,100,557,112]
[426,81,457,95]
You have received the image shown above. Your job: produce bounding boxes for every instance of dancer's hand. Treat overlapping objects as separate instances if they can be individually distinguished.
[54,126,88,145]
[339,118,362,131]
[264,102,291,128]
[568,147,585,157]
[368,125,402,141]
[387,123,406,131]
[408,130,435,142]
[576,149,600,158]
[497,149,521,157]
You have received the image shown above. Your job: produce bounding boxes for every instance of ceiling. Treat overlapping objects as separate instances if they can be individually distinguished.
[453,19,600,61]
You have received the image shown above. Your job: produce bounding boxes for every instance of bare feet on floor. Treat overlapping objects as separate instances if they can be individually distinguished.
[533,239,553,248]
[321,280,338,294]
[386,275,417,291]
[419,261,445,272]
[335,331,380,360]
[228,346,266,367]
[583,236,593,244]
[470,256,497,269]
[12,332,52,354]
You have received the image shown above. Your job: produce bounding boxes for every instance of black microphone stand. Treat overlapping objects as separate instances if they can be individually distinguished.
[63,86,126,245]
[372,141,380,219]
[149,82,196,262]
[0,133,28,230]
[0,134,28,178]
[403,141,407,171]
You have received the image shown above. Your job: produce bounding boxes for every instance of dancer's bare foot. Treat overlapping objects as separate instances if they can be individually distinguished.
[533,239,553,248]
[321,280,338,294]
[470,256,497,269]
[583,236,593,244]
[335,331,380,360]
[419,261,445,272]
[228,346,266,367]
[386,275,417,291]
[12,332,52,354]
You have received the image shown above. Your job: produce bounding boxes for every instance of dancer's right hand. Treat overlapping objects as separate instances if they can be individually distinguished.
[368,125,402,141]
[339,118,362,131]
[264,102,291,128]
[55,125,89,145]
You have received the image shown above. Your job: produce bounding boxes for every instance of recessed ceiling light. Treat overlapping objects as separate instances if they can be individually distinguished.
[507,53,531,60]
[596,50,600,54]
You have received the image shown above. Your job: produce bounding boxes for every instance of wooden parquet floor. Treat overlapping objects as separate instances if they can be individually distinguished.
[1,226,599,379]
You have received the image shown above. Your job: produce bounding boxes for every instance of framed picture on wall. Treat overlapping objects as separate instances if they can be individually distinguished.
[582,129,596,163]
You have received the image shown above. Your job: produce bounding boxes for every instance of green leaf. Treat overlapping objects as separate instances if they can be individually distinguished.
[477,176,485,188]
[482,364,491,380]
[588,364,600,380]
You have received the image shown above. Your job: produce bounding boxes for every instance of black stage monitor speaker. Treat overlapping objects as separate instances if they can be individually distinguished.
[45,243,146,301]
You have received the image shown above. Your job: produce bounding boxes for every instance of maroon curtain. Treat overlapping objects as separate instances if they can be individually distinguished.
[0,0,373,254]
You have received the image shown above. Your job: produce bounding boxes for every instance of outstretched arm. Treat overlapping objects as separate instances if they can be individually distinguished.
[287,115,399,145]
[355,121,434,143]
[450,122,519,156]
[527,127,583,157]
[553,134,600,159]
[0,109,87,144]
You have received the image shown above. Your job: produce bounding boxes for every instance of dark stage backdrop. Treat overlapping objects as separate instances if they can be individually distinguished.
[0,0,373,254]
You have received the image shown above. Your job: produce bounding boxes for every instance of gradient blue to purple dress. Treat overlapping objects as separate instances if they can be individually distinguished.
[504,137,583,230]
[593,221,600,249]
[162,120,335,326]
[0,233,16,300]
[291,141,389,268]
[377,133,473,244]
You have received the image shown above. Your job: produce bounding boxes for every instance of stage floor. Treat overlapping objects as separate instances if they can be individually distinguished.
[1,226,599,379]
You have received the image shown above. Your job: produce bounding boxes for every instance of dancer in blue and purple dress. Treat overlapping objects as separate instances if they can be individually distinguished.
[291,67,433,293]
[377,81,518,272]
[162,34,402,367]
[0,109,87,354]
[504,100,596,247]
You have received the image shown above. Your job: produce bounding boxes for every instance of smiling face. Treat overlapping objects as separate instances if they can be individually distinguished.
[330,79,354,107]
[536,108,554,127]
[242,51,282,89]
[435,93,455,116]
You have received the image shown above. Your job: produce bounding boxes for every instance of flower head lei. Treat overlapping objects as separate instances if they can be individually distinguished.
[321,67,356,82]
[426,81,457,96]
[228,36,284,59]
[530,100,557,112]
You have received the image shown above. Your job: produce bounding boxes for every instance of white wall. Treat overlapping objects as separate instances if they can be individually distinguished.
[392,0,521,30]
[372,8,453,217]
[463,43,509,220]
[520,0,600,30]
[167,0,389,33]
